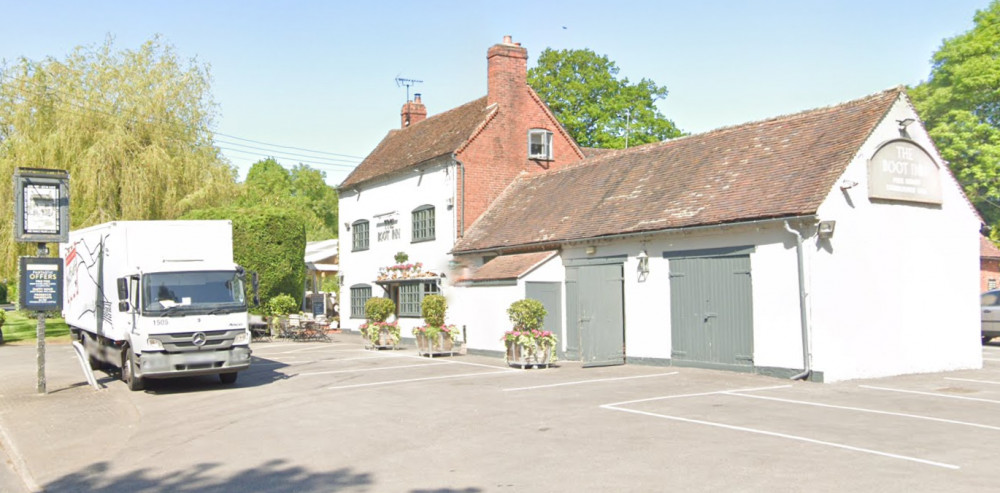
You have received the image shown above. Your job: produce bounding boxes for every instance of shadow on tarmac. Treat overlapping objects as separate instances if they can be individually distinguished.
[41,459,485,493]
[82,357,293,395]
[42,459,372,493]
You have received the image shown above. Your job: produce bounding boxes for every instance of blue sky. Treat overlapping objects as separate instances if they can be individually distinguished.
[0,0,990,185]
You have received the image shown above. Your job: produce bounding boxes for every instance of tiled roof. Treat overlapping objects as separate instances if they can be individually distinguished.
[454,88,902,253]
[459,251,559,282]
[339,96,493,188]
[982,235,1000,259]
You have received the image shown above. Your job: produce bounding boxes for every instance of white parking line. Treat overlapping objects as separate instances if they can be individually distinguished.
[729,392,1000,432]
[860,385,1000,404]
[261,344,356,355]
[503,372,679,392]
[326,370,518,390]
[600,404,959,470]
[603,385,793,407]
[945,377,1000,385]
[983,357,1000,362]
[298,361,450,376]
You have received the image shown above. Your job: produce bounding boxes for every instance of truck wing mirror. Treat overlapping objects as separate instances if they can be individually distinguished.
[118,300,130,312]
[116,277,129,300]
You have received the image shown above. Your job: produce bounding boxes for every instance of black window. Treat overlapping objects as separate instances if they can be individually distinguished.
[352,220,369,251]
[350,284,372,318]
[412,205,435,243]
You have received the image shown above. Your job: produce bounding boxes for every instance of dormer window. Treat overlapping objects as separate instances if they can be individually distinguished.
[528,129,553,160]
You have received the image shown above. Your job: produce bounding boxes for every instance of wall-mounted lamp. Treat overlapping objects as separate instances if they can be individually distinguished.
[585,246,596,255]
[839,179,858,191]
[637,250,650,281]
[818,220,836,239]
[344,222,351,232]
[337,274,345,286]
[896,118,916,130]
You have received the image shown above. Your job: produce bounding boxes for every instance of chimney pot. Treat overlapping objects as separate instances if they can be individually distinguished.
[503,35,512,44]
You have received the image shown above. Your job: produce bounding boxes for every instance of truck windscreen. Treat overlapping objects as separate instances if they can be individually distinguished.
[142,271,247,316]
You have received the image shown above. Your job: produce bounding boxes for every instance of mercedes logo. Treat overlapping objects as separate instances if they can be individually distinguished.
[192,332,207,347]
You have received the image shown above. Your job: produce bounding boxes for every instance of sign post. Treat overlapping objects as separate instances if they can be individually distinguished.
[13,168,70,394]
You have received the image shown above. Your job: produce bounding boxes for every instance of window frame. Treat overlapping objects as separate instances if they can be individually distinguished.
[352,220,370,252]
[350,284,372,319]
[395,280,440,318]
[528,128,554,160]
[411,205,436,243]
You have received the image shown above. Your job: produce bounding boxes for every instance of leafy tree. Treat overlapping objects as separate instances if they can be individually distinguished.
[241,158,338,240]
[0,35,237,278]
[910,1,1000,232]
[528,48,683,148]
[184,206,307,308]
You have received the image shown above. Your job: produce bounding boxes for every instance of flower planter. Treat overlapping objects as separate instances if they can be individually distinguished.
[505,340,554,369]
[416,332,458,358]
[364,327,398,350]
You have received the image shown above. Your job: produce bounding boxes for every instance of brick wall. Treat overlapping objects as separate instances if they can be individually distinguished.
[456,37,584,236]
[982,258,1000,292]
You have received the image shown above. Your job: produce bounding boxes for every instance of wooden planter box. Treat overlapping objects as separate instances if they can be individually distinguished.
[364,327,398,350]
[416,332,459,358]
[505,340,554,369]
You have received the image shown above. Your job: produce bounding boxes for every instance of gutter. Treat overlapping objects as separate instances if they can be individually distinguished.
[784,220,815,381]
[452,215,817,256]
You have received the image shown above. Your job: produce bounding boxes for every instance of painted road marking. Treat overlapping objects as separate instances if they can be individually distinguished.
[503,372,679,392]
[326,370,518,390]
[861,385,1000,404]
[600,403,959,470]
[945,377,1000,386]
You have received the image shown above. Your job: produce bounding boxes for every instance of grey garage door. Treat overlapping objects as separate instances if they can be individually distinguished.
[565,257,625,367]
[667,247,754,371]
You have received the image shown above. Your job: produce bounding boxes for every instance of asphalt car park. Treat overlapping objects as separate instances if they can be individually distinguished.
[3,336,1000,492]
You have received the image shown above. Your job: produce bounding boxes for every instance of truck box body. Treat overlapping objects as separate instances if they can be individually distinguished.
[61,220,252,388]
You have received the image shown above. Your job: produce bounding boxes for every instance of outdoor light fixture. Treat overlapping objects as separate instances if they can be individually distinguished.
[839,179,859,190]
[343,222,351,231]
[818,220,836,239]
[637,250,650,281]
[585,246,596,255]
[897,118,916,130]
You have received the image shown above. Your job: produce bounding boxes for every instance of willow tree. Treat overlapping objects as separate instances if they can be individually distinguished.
[0,36,237,278]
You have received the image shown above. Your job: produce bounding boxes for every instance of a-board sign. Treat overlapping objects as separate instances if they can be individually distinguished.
[19,257,63,311]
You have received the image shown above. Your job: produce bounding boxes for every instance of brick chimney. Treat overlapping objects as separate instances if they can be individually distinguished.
[400,93,427,128]
[487,35,528,106]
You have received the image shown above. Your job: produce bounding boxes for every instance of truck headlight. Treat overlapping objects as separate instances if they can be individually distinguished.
[147,338,164,350]
[234,331,249,345]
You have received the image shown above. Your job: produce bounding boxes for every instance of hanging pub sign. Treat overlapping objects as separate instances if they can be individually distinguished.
[19,257,63,311]
[867,139,942,205]
[13,168,71,243]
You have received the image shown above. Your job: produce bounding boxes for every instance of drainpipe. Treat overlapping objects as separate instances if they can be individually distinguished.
[784,220,813,381]
[452,155,466,237]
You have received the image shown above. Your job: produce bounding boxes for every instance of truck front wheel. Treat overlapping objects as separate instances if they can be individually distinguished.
[122,347,144,391]
[219,372,238,385]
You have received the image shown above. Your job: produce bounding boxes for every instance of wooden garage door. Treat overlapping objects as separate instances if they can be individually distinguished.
[668,247,754,371]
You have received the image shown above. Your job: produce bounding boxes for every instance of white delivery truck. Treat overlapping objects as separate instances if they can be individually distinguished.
[61,220,255,390]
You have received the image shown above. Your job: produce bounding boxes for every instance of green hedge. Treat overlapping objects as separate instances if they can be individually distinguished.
[183,207,306,308]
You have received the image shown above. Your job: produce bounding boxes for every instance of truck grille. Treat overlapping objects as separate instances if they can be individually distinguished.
[156,329,244,352]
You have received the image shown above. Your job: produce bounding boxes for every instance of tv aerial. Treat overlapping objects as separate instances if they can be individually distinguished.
[395,76,423,102]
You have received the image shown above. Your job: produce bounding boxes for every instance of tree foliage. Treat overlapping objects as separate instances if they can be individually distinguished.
[527,48,683,149]
[910,1,1000,232]
[184,206,307,308]
[0,35,237,278]
[240,158,339,240]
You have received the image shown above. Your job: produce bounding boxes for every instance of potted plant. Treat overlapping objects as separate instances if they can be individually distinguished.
[413,294,460,357]
[503,299,557,368]
[361,297,399,349]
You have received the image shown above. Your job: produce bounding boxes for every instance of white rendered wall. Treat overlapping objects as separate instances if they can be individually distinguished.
[449,254,565,354]
[809,97,982,381]
[338,162,457,335]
